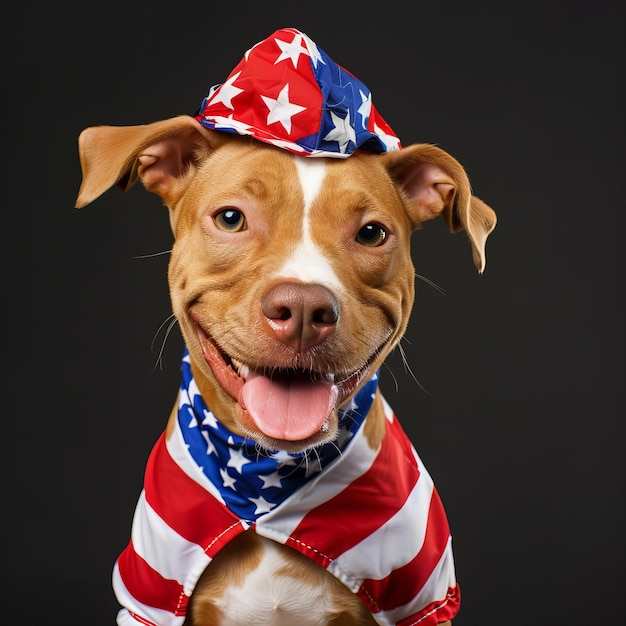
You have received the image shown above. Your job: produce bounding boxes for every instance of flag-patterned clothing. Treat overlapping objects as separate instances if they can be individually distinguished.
[115,26,458,626]
[113,352,460,625]
[194,27,401,158]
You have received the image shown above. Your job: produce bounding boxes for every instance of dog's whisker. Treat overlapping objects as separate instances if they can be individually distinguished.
[415,272,446,295]
[382,361,400,394]
[324,438,345,467]
[397,343,432,397]
[301,450,311,474]
[132,249,173,259]
[151,315,179,371]
[339,409,361,429]
[151,314,177,352]
[396,341,413,374]
[281,460,305,478]
[309,446,323,472]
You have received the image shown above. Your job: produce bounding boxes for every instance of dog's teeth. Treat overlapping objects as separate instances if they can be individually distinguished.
[320,420,330,433]
[231,357,249,378]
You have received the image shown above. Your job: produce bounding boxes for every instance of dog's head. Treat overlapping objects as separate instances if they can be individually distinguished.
[75,28,496,453]
[75,115,495,452]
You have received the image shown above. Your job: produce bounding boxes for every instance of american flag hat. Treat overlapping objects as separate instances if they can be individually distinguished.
[194,27,402,158]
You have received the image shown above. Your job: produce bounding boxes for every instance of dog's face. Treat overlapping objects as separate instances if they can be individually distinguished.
[168,139,416,453]
[76,115,496,452]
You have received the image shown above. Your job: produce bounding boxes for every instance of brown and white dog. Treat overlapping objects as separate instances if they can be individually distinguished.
[75,30,496,626]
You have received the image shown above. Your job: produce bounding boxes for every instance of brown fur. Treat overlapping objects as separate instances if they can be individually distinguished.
[76,114,495,625]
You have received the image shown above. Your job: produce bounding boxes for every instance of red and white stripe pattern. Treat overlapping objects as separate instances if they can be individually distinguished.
[113,395,460,626]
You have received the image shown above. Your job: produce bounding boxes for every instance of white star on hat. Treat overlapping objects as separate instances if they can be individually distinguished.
[261,84,306,134]
[323,110,357,153]
[357,89,372,130]
[300,31,324,69]
[374,123,402,151]
[209,114,253,136]
[207,72,244,110]
[274,32,309,68]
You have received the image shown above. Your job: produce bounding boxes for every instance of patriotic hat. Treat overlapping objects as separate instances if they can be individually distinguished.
[194,27,401,158]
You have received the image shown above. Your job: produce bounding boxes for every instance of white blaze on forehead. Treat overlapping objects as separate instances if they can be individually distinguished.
[274,158,343,292]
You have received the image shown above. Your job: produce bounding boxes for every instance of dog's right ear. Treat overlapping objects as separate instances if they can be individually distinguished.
[75,115,222,209]
[383,143,497,273]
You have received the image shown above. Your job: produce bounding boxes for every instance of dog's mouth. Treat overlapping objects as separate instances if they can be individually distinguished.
[193,323,377,446]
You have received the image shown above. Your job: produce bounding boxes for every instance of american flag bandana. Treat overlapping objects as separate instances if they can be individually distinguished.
[113,354,460,626]
[178,349,380,522]
[194,27,402,157]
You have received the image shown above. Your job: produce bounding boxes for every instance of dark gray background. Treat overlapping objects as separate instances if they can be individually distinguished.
[2,2,623,624]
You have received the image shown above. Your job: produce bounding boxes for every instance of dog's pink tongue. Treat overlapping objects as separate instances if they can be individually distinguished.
[241,372,338,441]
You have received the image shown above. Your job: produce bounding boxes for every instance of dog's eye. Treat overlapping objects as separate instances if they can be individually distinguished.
[356,223,387,247]
[214,208,246,232]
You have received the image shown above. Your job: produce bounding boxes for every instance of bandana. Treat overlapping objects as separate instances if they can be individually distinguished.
[113,353,460,626]
[194,27,401,157]
[178,349,380,522]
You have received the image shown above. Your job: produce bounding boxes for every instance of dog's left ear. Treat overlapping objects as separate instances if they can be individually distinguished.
[75,115,224,209]
[383,144,497,273]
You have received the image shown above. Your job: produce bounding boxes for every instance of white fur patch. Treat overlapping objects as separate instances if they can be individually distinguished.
[274,159,343,293]
[215,541,336,625]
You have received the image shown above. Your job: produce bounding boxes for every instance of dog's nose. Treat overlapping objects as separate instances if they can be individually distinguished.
[261,282,339,352]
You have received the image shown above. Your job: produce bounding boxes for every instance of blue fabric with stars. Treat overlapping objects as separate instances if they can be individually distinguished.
[301,45,389,156]
[177,349,379,524]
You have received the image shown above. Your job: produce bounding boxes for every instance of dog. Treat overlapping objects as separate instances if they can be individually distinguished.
[75,28,496,626]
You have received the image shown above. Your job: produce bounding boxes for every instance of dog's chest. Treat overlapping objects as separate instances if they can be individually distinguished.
[210,538,342,625]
